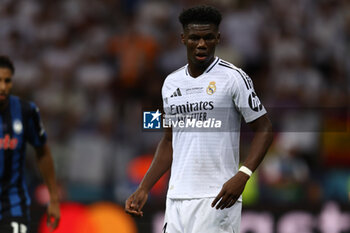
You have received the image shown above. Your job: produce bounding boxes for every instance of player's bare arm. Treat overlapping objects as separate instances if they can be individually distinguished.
[35,144,61,230]
[125,127,173,217]
[240,114,273,173]
[212,114,273,209]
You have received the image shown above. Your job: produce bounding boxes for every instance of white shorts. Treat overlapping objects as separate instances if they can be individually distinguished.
[163,197,242,233]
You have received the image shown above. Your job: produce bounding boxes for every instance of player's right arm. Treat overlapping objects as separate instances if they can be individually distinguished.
[125,127,172,217]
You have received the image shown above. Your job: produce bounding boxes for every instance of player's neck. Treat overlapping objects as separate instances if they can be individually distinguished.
[187,57,215,78]
[187,65,206,78]
[0,99,9,112]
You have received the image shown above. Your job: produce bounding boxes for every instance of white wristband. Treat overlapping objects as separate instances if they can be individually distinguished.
[239,166,253,177]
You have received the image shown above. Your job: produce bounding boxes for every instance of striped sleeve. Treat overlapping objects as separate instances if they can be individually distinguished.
[230,69,267,123]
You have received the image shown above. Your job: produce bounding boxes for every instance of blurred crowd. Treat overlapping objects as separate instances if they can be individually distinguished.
[0,0,349,208]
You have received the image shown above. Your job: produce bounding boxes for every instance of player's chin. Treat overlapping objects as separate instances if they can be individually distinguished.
[194,56,211,66]
[0,97,7,105]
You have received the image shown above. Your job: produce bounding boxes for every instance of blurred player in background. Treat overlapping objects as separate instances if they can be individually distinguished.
[126,5,273,233]
[0,56,60,232]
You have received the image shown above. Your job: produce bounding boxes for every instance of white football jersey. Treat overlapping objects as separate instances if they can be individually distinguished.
[162,57,266,199]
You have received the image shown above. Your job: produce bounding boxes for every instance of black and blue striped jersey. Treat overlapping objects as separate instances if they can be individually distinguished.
[0,95,47,220]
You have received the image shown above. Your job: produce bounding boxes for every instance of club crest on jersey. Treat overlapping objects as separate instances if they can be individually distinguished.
[206,81,216,95]
[13,120,23,134]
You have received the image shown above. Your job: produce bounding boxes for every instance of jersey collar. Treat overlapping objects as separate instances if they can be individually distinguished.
[185,57,219,77]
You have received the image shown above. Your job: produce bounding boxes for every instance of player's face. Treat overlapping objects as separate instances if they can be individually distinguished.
[181,23,220,68]
[0,68,13,104]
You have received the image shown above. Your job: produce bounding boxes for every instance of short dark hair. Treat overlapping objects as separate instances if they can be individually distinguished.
[179,5,222,29]
[0,56,15,74]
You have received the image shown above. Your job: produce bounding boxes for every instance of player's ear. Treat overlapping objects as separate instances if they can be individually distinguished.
[181,33,185,44]
[216,32,221,44]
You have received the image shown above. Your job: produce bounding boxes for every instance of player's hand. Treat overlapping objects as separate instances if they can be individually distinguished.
[125,188,149,217]
[211,172,249,210]
[46,200,60,231]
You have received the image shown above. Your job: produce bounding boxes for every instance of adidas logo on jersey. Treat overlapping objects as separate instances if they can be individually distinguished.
[170,88,182,98]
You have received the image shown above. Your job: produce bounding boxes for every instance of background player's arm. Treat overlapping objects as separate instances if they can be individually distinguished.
[212,114,273,209]
[125,127,173,217]
[35,144,60,230]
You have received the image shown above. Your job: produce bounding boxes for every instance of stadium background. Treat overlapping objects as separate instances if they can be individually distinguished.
[0,0,349,232]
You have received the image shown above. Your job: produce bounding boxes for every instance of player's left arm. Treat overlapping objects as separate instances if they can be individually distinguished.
[212,114,273,209]
[35,144,60,230]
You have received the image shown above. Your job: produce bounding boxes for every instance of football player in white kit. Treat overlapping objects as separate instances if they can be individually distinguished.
[125,5,273,233]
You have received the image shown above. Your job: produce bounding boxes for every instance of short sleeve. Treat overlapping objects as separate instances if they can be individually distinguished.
[26,102,47,147]
[231,69,267,123]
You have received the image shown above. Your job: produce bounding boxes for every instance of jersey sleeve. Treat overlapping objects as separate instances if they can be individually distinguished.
[26,102,47,147]
[230,69,267,123]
